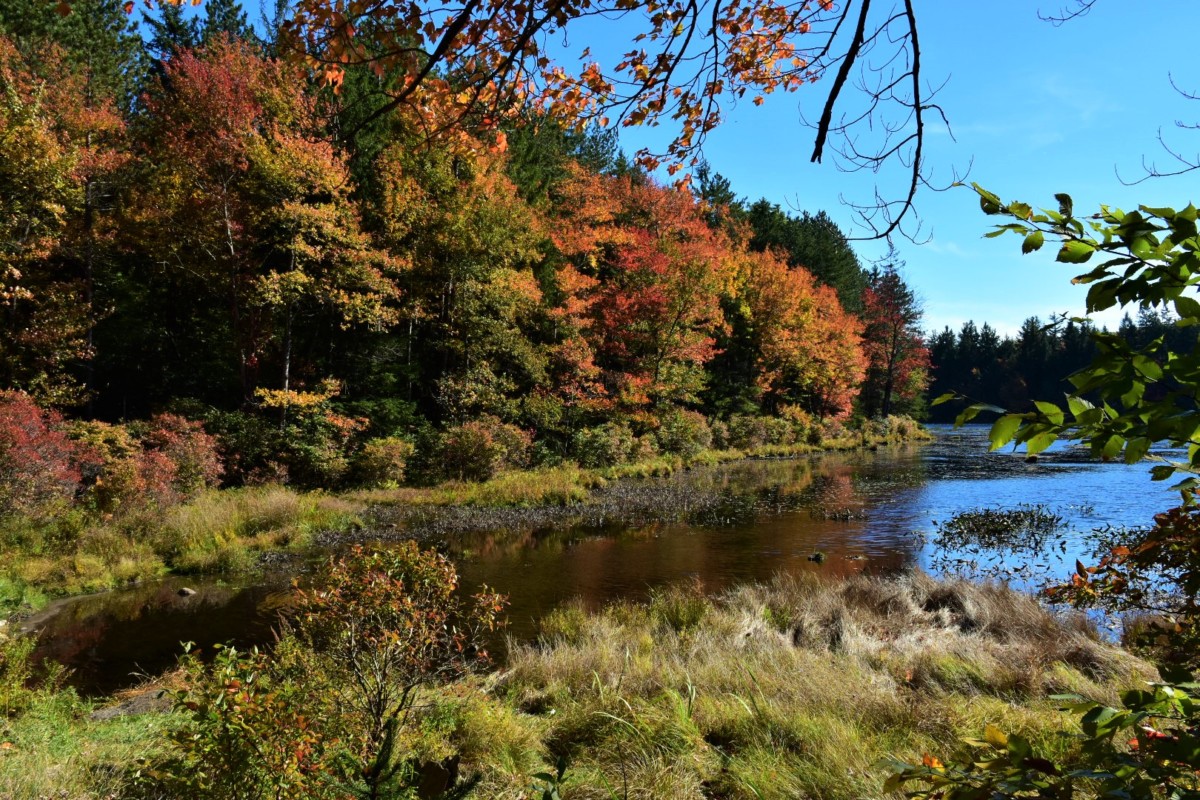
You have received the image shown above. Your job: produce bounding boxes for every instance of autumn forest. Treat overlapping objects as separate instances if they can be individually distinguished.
[4,1,1200,798]
[1,0,929,499]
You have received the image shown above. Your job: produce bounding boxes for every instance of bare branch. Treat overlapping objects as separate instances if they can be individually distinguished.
[1038,0,1098,25]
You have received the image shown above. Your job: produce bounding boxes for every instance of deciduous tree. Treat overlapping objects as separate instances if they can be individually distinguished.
[129,38,403,405]
[859,260,928,417]
[734,248,865,418]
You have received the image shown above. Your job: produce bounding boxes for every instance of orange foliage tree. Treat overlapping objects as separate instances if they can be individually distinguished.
[734,247,865,418]
[551,166,734,410]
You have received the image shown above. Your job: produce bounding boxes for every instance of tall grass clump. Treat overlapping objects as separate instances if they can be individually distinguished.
[494,572,1147,800]
[157,486,359,573]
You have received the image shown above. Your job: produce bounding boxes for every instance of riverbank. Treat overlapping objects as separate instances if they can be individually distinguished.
[0,570,1150,799]
[0,416,930,615]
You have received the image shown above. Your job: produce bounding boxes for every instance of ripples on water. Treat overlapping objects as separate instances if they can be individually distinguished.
[31,424,1182,694]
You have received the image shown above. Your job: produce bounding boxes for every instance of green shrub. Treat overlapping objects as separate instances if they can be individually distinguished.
[572,422,638,468]
[709,418,730,449]
[194,408,287,486]
[487,416,534,470]
[655,409,712,458]
[434,416,533,483]
[351,436,414,488]
[149,644,322,800]
[726,414,768,449]
[779,405,814,444]
[885,671,1200,800]
[761,415,797,446]
[199,398,364,489]
[147,544,506,799]
[438,421,505,482]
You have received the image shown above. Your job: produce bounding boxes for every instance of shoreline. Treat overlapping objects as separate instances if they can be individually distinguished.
[2,420,931,617]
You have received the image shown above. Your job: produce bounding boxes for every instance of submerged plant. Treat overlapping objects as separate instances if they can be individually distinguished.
[928,504,1069,584]
[935,505,1065,551]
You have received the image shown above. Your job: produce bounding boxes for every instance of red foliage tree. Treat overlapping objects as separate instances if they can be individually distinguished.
[859,262,929,417]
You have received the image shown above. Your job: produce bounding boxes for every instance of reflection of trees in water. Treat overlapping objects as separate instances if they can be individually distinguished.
[30,580,284,696]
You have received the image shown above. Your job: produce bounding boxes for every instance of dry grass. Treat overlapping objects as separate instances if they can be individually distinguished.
[0,487,363,611]
[0,571,1150,800]
[159,487,361,573]
[464,572,1148,799]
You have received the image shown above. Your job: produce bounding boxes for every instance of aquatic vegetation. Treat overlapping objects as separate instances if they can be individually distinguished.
[927,504,1071,585]
[934,505,1065,551]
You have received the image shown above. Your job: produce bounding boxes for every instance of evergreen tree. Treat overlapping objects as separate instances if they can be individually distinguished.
[695,161,741,232]
[143,2,199,63]
[505,119,621,206]
[0,0,144,109]
[258,0,291,55]
[201,0,252,44]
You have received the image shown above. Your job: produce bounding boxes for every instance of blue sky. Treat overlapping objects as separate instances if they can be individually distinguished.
[182,0,1200,335]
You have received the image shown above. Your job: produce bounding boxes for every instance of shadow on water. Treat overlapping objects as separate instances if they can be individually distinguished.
[27,425,1180,695]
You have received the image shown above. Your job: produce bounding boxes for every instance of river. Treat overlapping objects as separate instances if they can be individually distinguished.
[28,425,1181,695]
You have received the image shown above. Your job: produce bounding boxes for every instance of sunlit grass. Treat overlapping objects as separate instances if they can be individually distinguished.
[472,572,1146,799]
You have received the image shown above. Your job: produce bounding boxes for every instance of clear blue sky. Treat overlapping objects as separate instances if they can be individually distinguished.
[194,0,1200,335]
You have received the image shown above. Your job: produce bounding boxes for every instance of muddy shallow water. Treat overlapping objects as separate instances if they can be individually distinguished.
[29,425,1180,695]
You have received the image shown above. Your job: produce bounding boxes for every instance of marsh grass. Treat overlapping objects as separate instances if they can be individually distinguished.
[0,689,177,800]
[356,466,602,508]
[0,571,1149,799]
[0,631,178,799]
[157,486,357,573]
[471,572,1147,799]
[0,487,363,610]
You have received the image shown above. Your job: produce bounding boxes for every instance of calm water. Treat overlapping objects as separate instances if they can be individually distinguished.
[29,425,1180,695]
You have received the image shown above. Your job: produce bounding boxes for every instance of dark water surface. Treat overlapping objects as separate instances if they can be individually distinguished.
[29,425,1179,695]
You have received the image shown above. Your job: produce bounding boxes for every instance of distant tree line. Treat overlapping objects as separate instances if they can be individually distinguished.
[925,309,1196,423]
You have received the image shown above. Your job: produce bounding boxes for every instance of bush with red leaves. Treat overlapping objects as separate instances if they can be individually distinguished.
[140,413,224,496]
[0,391,81,516]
